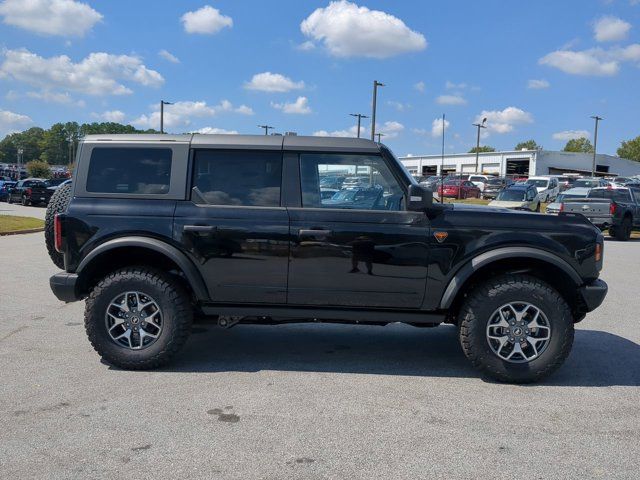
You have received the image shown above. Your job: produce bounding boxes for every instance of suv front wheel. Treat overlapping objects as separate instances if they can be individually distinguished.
[84,267,193,369]
[458,274,574,383]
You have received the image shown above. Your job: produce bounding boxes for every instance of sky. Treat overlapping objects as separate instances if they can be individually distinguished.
[0,0,639,157]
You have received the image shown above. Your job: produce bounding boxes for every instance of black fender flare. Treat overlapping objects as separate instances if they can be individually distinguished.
[76,236,210,301]
[439,246,583,309]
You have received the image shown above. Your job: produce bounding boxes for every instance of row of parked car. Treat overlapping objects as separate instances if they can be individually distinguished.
[0,177,70,206]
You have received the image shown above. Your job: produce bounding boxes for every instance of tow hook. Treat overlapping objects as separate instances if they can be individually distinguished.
[217,315,242,329]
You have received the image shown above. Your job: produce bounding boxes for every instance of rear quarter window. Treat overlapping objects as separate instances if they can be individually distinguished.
[86,148,172,194]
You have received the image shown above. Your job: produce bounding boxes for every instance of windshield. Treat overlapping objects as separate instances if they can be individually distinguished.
[556,193,587,202]
[444,180,461,186]
[526,179,549,188]
[574,179,599,188]
[487,178,503,185]
[496,190,526,201]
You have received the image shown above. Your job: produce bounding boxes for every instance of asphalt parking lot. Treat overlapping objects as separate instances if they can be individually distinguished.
[1,205,639,479]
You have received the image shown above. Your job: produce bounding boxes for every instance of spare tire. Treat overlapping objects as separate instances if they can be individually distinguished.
[45,182,72,269]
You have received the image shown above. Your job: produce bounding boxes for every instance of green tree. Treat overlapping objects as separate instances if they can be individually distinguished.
[26,160,52,179]
[563,137,594,153]
[617,135,640,162]
[515,140,540,150]
[468,146,496,153]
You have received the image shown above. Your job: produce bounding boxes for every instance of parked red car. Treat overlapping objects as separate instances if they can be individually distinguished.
[437,179,481,199]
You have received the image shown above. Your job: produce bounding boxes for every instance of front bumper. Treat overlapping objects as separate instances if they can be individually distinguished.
[578,278,608,312]
[50,272,81,302]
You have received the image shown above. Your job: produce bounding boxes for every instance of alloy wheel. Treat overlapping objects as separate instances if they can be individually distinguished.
[105,291,163,350]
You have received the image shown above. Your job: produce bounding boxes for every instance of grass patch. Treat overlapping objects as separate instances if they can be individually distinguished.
[0,215,44,234]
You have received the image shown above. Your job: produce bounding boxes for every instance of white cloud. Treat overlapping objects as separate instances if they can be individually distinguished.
[158,49,180,64]
[132,100,251,130]
[539,49,619,76]
[194,127,239,135]
[244,72,305,92]
[594,15,631,42]
[475,107,533,135]
[313,125,366,137]
[378,120,404,138]
[436,94,466,106]
[528,79,550,89]
[445,81,467,90]
[297,41,316,51]
[300,0,427,58]
[25,90,84,106]
[430,117,450,137]
[95,110,126,123]
[552,130,590,141]
[181,5,232,35]
[0,48,164,96]
[271,96,312,114]
[414,81,425,93]
[0,109,32,136]
[387,100,410,112]
[0,0,102,37]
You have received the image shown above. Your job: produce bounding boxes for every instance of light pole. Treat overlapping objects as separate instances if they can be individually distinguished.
[375,133,385,143]
[472,118,487,173]
[160,100,173,134]
[17,147,23,180]
[591,115,603,177]
[440,113,446,200]
[258,125,274,135]
[349,113,369,138]
[370,80,384,141]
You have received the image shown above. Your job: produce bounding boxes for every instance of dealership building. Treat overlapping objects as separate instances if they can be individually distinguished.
[399,149,640,178]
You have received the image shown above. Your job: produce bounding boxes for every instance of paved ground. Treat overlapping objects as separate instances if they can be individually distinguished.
[0,202,47,220]
[0,231,638,479]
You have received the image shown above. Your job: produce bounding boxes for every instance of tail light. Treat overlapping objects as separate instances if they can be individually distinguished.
[559,203,564,212]
[54,214,63,253]
[610,202,617,215]
[25,187,32,196]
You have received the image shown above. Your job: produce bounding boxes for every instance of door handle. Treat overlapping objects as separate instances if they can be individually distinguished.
[183,225,216,233]
[298,229,332,238]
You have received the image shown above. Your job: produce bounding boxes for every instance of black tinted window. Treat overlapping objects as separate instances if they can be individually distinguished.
[192,150,282,206]
[87,148,172,194]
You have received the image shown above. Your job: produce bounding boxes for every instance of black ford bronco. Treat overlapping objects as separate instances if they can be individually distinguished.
[48,134,607,382]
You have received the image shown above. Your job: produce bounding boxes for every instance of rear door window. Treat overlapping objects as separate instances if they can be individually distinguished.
[192,150,282,207]
[86,148,172,194]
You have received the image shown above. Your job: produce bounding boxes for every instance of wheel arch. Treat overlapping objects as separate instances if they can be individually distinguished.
[76,236,210,301]
[440,247,584,319]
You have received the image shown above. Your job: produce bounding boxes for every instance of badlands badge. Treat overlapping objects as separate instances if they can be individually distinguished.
[433,231,448,243]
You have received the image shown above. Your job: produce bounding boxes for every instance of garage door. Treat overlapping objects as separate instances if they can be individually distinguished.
[461,164,476,173]
[481,163,500,174]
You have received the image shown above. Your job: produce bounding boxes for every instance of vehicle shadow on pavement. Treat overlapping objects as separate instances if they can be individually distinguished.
[150,324,640,387]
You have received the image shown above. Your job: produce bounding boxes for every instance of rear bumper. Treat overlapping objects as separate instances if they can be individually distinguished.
[50,272,81,302]
[578,278,608,312]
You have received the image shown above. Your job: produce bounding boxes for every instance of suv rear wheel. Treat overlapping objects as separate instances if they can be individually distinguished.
[85,267,193,369]
[610,216,632,241]
[458,274,574,383]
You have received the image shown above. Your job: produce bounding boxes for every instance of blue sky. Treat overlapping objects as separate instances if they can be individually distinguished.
[0,0,639,156]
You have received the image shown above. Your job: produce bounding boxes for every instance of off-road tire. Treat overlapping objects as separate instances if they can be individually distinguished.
[611,216,632,241]
[458,274,574,383]
[44,182,72,269]
[84,267,193,370]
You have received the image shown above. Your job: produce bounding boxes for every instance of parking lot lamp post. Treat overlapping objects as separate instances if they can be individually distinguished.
[375,133,385,143]
[370,80,384,141]
[472,118,487,173]
[441,113,446,200]
[349,113,369,138]
[591,115,603,177]
[258,125,274,135]
[17,147,23,179]
[160,100,173,134]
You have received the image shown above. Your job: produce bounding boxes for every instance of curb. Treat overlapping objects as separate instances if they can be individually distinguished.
[0,227,44,237]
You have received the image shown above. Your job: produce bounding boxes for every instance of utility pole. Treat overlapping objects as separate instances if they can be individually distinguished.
[591,115,603,177]
[472,118,487,173]
[17,147,23,180]
[440,113,446,199]
[258,125,274,135]
[160,100,173,134]
[375,133,385,143]
[370,80,384,141]
[349,113,369,138]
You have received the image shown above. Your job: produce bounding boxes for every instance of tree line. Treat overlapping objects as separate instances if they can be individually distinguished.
[470,137,640,161]
[0,122,159,166]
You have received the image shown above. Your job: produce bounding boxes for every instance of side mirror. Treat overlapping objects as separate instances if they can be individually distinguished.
[407,184,433,211]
